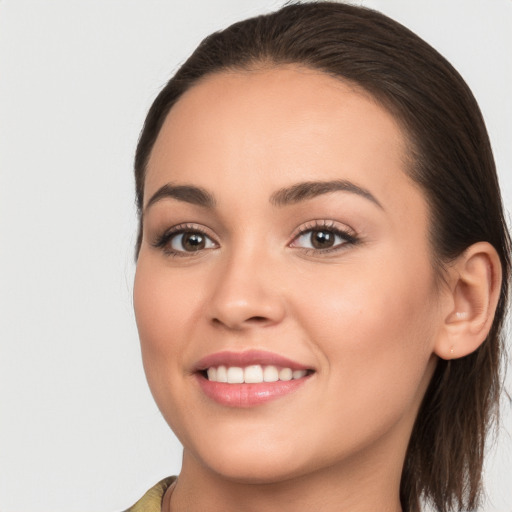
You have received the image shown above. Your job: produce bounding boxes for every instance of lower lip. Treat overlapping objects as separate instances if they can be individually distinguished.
[196,374,311,408]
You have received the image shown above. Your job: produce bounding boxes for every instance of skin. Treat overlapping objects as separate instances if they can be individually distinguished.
[133,66,458,512]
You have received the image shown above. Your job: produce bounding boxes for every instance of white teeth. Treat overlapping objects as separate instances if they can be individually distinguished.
[216,365,228,383]
[206,367,217,381]
[227,366,244,384]
[244,365,264,383]
[263,365,279,382]
[292,370,307,379]
[204,364,309,383]
[279,367,293,381]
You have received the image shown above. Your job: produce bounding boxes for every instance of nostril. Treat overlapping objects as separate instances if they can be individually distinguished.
[211,315,271,329]
[247,316,268,323]
[209,295,286,329]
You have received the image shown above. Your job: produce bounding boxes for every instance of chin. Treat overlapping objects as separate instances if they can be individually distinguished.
[206,455,310,485]
[186,429,315,484]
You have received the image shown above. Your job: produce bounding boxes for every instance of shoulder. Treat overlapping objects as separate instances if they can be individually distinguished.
[123,476,177,512]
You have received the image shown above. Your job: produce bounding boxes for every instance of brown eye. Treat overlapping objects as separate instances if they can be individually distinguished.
[170,231,216,252]
[182,232,205,251]
[310,230,335,249]
[291,225,356,252]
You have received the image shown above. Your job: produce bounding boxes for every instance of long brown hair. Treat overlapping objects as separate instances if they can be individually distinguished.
[134,3,510,510]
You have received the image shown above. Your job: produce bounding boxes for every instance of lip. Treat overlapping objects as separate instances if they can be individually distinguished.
[193,350,314,408]
[194,349,311,372]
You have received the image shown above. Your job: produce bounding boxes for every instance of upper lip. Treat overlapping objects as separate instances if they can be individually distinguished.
[194,349,313,372]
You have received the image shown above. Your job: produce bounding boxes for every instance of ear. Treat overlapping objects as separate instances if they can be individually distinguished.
[434,242,502,360]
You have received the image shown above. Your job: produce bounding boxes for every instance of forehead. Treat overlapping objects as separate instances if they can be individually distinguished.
[145,66,418,212]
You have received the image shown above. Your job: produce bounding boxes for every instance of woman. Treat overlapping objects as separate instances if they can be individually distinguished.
[129,2,510,511]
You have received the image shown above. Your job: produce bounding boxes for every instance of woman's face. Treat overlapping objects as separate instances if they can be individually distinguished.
[134,67,442,483]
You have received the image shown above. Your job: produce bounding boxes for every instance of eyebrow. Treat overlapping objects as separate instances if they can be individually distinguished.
[145,183,216,212]
[270,180,383,209]
[144,179,382,213]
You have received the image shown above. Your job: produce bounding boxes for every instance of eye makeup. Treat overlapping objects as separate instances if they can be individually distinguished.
[289,219,359,256]
[151,223,219,257]
[150,218,360,259]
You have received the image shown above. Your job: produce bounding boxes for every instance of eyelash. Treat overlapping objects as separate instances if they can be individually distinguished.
[151,220,359,257]
[152,223,218,257]
[290,220,359,255]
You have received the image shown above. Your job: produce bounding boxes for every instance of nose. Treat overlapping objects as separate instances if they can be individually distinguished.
[207,251,286,330]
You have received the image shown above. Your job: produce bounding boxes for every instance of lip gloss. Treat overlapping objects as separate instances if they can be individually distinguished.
[196,374,310,407]
[194,350,313,407]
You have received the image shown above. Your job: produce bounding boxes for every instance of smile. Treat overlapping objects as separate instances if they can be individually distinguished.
[194,350,314,407]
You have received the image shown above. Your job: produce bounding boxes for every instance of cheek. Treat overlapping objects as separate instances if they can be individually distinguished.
[295,254,436,342]
[133,258,209,444]
[292,255,438,417]
[134,257,202,353]
[133,258,198,396]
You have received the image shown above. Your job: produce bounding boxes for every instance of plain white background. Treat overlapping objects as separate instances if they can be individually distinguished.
[0,1,511,511]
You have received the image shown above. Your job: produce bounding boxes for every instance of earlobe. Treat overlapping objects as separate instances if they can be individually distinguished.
[434,242,502,360]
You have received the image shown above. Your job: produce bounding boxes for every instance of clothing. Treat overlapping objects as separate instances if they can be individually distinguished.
[124,476,176,512]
